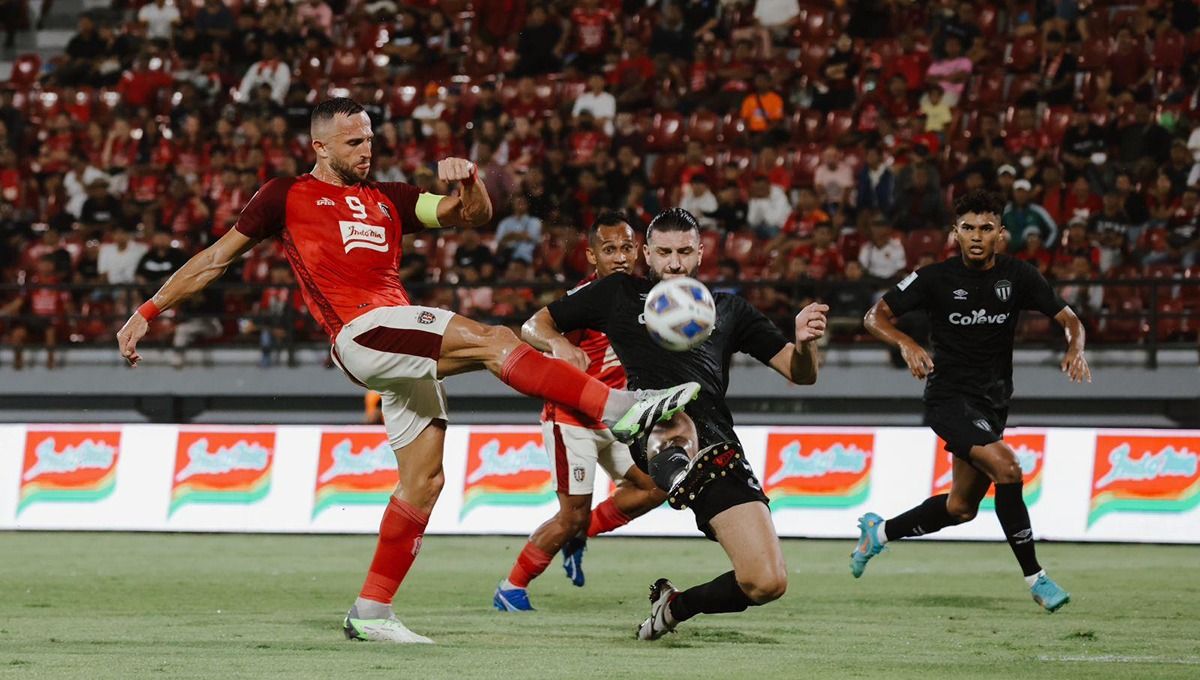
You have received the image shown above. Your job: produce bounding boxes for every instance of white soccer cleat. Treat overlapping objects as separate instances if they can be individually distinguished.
[612,383,701,444]
[343,611,434,644]
[636,577,680,641]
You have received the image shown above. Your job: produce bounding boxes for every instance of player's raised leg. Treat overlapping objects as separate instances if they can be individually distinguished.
[344,419,446,643]
[435,314,699,441]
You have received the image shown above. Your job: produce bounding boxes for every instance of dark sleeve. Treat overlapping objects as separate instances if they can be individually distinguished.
[881,266,931,316]
[234,177,291,240]
[546,273,625,333]
[376,181,425,236]
[728,295,790,365]
[1017,259,1067,317]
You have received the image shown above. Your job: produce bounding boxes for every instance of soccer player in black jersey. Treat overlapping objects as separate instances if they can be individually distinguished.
[523,207,829,639]
[850,190,1091,612]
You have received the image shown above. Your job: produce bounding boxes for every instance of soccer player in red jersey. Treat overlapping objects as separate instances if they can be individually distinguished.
[494,211,668,611]
[116,98,700,643]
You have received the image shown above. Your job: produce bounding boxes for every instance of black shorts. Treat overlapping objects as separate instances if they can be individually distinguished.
[689,459,770,542]
[925,398,1008,460]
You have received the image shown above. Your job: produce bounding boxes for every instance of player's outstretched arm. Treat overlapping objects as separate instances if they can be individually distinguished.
[1055,306,1091,383]
[520,307,589,371]
[435,157,493,228]
[769,302,829,385]
[864,299,934,380]
[116,229,258,366]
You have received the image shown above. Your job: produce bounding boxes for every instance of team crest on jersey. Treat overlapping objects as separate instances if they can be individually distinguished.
[316,197,336,207]
[378,202,392,220]
[417,310,436,325]
[994,279,1012,301]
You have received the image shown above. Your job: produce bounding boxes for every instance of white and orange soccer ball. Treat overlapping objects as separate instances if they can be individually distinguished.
[643,276,717,351]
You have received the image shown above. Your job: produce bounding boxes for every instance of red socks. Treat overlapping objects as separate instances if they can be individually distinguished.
[500,344,610,422]
[359,497,430,604]
[587,497,632,537]
[507,543,553,588]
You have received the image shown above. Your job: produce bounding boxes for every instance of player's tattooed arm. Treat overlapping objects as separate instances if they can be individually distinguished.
[117,229,259,366]
[1055,306,1092,383]
[864,299,935,380]
[520,308,589,371]
[771,302,829,384]
[435,157,493,228]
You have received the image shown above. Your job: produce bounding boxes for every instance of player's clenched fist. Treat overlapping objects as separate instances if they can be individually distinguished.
[437,158,476,184]
[899,339,934,380]
[794,302,829,344]
[116,312,150,367]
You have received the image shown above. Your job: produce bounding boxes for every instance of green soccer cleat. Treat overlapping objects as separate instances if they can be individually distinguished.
[610,382,701,444]
[343,607,433,643]
[849,512,886,578]
[1030,574,1070,613]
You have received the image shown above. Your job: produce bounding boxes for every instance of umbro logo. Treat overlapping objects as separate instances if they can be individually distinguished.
[953,289,968,300]
[316,197,336,206]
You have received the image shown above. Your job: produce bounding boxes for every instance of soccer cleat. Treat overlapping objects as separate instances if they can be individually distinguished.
[561,536,587,587]
[343,609,433,644]
[636,578,680,641]
[493,582,535,611]
[611,382,701,444]
[1030,574,1070,613]
[849,512,887,578]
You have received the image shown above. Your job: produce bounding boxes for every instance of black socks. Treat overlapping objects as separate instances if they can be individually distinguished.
[884,493,958,540]
[668,571,756,623]
[993,481,1042,577]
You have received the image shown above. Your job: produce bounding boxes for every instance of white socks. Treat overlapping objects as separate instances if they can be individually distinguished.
[1024,569,1046,588]
[876,519,889,544]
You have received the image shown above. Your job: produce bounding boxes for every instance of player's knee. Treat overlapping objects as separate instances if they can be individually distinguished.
[991,460,1023,485]
[400,468,445,508]
[740,569,787,604]
[945,496,978,523]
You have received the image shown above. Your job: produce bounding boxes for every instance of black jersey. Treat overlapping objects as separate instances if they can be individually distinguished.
[882,255,1066,408]
[547,272,790,449]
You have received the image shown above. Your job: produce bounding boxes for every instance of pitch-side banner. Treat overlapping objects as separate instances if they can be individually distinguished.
[1,424,1198,543]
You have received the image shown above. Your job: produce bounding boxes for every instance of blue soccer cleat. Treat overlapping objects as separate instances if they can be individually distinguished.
[1030,574,1070,613]
[561,536,587,587]
[849,512,886,578]
[493,582,535,612]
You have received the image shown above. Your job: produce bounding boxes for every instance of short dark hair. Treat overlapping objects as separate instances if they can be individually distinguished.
[953,189,1005,219]
[589,210,631,245]
[311,98,365,128]
[646,207,700,241]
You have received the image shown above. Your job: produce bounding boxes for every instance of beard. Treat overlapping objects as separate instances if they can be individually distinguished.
[648,262,698,281]
[330,156,367,185]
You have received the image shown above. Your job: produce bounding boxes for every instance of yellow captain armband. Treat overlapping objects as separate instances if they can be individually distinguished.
[416,192,446,229]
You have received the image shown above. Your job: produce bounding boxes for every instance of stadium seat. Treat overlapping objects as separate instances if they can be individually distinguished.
[649,153,684,188]
[1006,74,1040,104]
[721,113,748,144]
[698,230,722,277]
[968,70,1006,109]
[789,109,824,144]
[837,230,865,262]
[645,112,685,153]
[1077,37,1112,71]
[684,111,722,145]
[904,229,944,262]
[8,53,41,90]
[329,49,365,86]
[1100,296,1146,343]
[388,84,420,118]
[1180,267,1200,311]
[788,145,823,187]
[436,234,461,274]
[1154,299,1184,341]
[1006,36,1041,72]
[1042,107,1073,143]
[825,110,854,143]
[1152,30,1186,71]
[724,232,762,269]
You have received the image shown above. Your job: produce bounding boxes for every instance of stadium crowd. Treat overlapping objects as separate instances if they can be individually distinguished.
[2,0,1200,367]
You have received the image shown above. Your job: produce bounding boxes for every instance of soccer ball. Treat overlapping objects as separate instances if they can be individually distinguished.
[643,276,717,351]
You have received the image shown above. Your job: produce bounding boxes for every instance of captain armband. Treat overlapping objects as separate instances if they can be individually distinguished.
[415,192,446,229]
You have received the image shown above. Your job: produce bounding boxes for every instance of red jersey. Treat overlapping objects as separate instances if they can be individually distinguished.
[541,275,626,429]
[234,174,426,340]
[571,8,616,55]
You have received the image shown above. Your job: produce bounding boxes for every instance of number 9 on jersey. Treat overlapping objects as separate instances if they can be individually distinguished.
[643,277,717,352]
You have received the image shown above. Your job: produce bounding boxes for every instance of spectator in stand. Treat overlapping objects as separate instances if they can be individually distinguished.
[883,32,930,92]
[1166,187,1199,267]
[1039,164,1068,226]
[1145,171,1178,227]
[919,85,953,136]
[25,229,75,279]
[793,222,844,280]
[98,224,148,309]
[712,258,742,296]
[827,260,875,329]
[566,110,607,168]
[453,227,496,282]
[739,73,785,142]
[1090,191,1136,247]
[64,155,110,218]
[893,164,947,231]
[411,83,446,138]
[814,33,859,113]
[814,146,855,215]
[1013,226,1052,276]
[712,183,749,235]
[604,145,647,204]
[1003,179,1059,250]
[610,35,655,108]
[1,255,73,370]
[925,35,972,107]
[296,0,333,39]
[1166,141,1194,195]
[651,3,693,61]
[572,74,616,137]
[138,0,181,43]
[679,174,719,230]
[514,5,564,76]
[1108,27,1152,100]
[495,194,542,265]
[1053,216,1101,276]
[195,0,235,41]
[236,43,291,105]
[1005,107,1053,162]
[56,16,106,86]
[475,0,526,47]
[1060,107,1107,187]
[782,187,831,240]
[857,216,907,280]
[1040,31,1077,107]
[135,231,187,286]
[79,179,125,236]
[747,173,792,239]
[1117,101,1171,166]
[1063,175,1102,225]
[455,263,494,317]
[566,0,621,74]
[1057,255,1104,318]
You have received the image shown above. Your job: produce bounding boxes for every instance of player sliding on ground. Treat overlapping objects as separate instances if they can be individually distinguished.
[115,98,700,643]
[493,212,668,611]
[850,189,1091,612]
[523,208,829,639]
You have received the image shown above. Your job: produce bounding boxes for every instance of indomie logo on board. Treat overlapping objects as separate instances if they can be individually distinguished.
[18,429,121,515]
[1089,434,1200,526]
[461,429,553,518]
[762,432,874,510]
[170,430,276,516]
[313,430,397,518]
[931,433,1046,508]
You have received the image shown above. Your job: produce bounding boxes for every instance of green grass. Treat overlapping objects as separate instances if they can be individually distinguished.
[1,533,1198,679]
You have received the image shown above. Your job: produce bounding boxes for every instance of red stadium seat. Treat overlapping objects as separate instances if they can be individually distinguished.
[724,232,762,268]
[298,56,326,89]
[1006,74,1040,104]
[1100,296,1145,343]
[388,84,420,118]
[968,70,1005,109]
[721,113,748,144]
[1152,30,1186,71]
[699,230,722,277]
[8,53,41,90]
[1077,37,1112,71]
[788,145,823,187]
[1181,267,1200,311]
[684,110,722,145]
[1006,37,1041,73]
[825,110,854,143]
[837,230,865,262]
[645,112,685,153]
[329,49,365,86]
[1042,107,1073,143]
[1139,229,1170,255]
[649,153,684,189]
[798,43,827,80]
[790,109,824,144]
[904,229,945,262]
[800,6,835,41]
[1155,299,1184,341]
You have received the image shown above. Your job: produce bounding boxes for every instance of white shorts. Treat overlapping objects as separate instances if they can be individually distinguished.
[331,305,454,450]
[541,420,637,496]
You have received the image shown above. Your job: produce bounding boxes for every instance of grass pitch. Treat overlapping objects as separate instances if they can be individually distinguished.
[0,533,1197,679]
